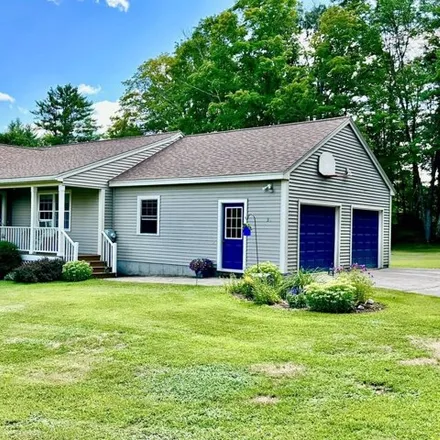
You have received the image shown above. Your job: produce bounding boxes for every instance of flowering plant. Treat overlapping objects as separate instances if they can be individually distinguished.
[334,263,374,303]
[189,258,215,276]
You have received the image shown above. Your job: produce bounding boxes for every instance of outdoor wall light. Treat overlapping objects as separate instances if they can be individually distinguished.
[262,183,274,193]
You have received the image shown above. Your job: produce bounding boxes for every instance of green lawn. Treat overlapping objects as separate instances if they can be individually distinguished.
[0,281,439,439]
[392,244,440,269]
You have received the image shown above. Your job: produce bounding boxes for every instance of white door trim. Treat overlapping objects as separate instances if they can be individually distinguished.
[297,200,341,271]
[350,205,384,269]
[217,199,248,273]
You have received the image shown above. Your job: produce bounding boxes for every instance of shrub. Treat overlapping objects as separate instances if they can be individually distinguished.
[286,292,308,309]
[336,264,374,303]
[14,258,64,284]
[62,261,93,282]
[189,258,215,277]
[280,269,316,300]
[225,276,255,299]
[252,278,281,305]
[244,262,283,286]
[0,241,22,280]
[306,281,356,313]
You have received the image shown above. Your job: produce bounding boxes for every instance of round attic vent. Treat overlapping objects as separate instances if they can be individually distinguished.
[318,152,336,177]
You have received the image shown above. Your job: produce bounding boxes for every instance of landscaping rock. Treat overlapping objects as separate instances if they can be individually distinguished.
[357,305,365,311]
[366,299,375,305]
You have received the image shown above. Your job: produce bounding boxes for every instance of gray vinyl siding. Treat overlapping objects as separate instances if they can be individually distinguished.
[113,182,281,271]
[287,125,392,271]
[64,139,177,188]
[104,188,113,230]
[10,189,31,227]
[68,188,99,255]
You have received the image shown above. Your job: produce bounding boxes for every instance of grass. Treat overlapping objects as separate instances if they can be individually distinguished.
[392,244,440,269]
[0,280,439,439]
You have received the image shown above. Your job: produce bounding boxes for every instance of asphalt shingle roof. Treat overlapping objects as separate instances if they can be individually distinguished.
[0,133,176,180]
[0,117,349,182]
[113,117,348,181]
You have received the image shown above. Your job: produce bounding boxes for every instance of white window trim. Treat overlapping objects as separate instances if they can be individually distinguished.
[137,195,161,236]
[224,206,244,241]
[217,199,248,273]
[350,205,385,269]
[38,190,72,232]
[297,200,342,271]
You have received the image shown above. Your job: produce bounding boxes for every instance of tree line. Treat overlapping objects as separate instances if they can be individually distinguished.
[1,0,439,242]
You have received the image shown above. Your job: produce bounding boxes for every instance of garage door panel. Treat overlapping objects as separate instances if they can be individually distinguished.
[352,209,379,268]
[300,205,335,270]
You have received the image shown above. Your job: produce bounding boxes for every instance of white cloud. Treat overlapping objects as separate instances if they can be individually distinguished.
[0,92,15,103]
[96,0,130,12]
[78,83,102,96]
[105,0,129,12]
[93,100,120,133]
[47,0,61,5]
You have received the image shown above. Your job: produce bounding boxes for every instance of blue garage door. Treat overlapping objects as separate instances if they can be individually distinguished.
[352,209,379,268]
[300,205,335,270]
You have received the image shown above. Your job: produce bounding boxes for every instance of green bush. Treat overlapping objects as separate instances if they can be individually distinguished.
[14,258,64,284]
[62,260,93,282]
[337,265,374,303]
[306,281,356,313]
[0,241,22,280]
[286,292,308,309]
[280,269,316,299]
[252,278,281,305]
[225,276,255,299]
[244,262,283,286]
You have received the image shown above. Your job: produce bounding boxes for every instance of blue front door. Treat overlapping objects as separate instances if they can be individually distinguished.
[300,205,336,270]
[222,204,244,271]
[352,209,379,268]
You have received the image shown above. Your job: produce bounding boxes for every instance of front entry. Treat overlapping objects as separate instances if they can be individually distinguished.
[221,203,245,271]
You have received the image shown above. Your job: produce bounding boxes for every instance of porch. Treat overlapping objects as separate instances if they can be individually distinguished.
[0,184,117,274]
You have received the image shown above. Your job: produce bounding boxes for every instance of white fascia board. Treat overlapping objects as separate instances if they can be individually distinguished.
[110,173,286,187]
[58,133,183,180]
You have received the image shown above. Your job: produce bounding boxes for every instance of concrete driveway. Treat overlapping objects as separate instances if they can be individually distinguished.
[373,269,440,297]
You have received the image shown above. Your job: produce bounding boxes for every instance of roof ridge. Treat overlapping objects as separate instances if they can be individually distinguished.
[184,116,349,138]
[0,132,179,150]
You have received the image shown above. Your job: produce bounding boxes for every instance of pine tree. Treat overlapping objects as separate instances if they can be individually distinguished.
[33,84,99,145]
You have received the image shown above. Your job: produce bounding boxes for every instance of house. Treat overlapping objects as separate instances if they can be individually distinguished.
[0,117,394,276]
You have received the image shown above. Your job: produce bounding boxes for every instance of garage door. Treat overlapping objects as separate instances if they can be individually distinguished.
[352,209,379,268]
[300,205,335,270]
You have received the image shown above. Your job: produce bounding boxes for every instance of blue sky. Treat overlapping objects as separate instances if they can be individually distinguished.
[0,0,317,132]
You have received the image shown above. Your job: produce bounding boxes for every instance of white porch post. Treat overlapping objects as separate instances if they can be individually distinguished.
[97,188,106,255]
[0,191,7,226]
[58,184,66,258]
[29,186,37,254]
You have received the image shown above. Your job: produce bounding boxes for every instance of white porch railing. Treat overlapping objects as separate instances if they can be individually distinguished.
[0,226,79,261]
[34,227,59,253]
[101,231,117,274]
[0,226,31,251]
[61,230,79,262]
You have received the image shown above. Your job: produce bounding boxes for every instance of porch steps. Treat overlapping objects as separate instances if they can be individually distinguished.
[79,255,116,278]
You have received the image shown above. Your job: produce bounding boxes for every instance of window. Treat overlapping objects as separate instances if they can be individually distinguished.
[138,197,160,235]
[38,193,71,230]
[224,206,243,239]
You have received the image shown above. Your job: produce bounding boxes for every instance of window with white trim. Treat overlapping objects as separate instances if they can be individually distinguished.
[224,206,243,239]
[138,197,160,235]
[38,193,71,230]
